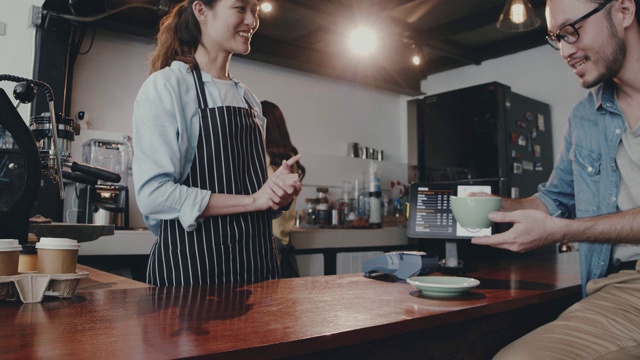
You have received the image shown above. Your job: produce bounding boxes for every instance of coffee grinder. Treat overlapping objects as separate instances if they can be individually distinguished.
[77,139,131,229]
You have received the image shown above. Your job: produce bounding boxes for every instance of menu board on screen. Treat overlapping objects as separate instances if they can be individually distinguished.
[407,183,493,239]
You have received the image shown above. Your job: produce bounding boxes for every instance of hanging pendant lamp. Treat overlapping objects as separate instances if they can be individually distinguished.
[496,0,541,32]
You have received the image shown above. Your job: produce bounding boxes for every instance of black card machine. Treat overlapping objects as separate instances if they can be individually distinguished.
[363,251,440,280]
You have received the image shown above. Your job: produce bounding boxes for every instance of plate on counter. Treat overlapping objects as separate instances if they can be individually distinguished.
[407,276,480,298]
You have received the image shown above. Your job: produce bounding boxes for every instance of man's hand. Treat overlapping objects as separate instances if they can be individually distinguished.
[471,209,567,252]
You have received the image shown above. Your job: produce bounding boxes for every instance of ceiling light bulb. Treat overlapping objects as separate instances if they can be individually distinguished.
[348,27,377,55]
[260,2,273,12]
[509,1,526,24]
[412,55,421,66]
[497,0,540,32]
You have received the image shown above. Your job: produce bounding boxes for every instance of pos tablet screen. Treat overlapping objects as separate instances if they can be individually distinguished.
[406,182,496,270]
[406,182,494,240]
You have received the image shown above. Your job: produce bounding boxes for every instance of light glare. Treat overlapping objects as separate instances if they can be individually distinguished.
[509,2,526,24]
[260,2,273,12]
[348,27,377,55]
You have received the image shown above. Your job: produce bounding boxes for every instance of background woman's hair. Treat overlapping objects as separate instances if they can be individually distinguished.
[149,0,218,73]
[261,100,306,181]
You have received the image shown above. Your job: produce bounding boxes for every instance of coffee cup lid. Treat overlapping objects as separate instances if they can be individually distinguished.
[0,239,22,252]
[36,237,81,250]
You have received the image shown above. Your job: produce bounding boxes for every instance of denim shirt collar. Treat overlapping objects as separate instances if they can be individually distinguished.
[592,79,619,115]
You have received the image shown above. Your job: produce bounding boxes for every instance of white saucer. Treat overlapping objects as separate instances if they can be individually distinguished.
[407,276,480,297]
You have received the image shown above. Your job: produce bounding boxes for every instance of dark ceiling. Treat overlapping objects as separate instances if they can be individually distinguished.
[41,0,549,95]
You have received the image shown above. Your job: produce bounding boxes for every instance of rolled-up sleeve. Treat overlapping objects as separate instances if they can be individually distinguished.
[132,69,210,235]
[535,111,577,220]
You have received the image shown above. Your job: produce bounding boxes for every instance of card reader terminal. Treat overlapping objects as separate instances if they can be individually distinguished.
[363,251,440,280]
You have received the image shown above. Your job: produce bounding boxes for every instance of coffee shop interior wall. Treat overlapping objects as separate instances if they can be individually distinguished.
[3,0,589,228]
[0,1,41,121]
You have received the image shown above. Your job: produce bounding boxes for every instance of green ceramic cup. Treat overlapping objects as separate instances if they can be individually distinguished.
[450,196,502,230]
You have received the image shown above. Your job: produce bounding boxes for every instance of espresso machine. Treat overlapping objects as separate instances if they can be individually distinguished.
[0,74,121,245]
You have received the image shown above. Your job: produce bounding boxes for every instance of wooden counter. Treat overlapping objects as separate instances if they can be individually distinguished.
[0,253,581,359]
[74,264,151,291]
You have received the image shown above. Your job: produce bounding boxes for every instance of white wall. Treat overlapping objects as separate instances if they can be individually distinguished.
[0,0,42,120]
[70,29,408,163]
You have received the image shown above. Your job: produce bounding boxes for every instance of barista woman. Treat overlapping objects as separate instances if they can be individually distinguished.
[132,0,301,286]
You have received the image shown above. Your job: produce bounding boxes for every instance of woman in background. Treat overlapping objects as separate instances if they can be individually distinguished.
[132,0,301,286]
[262,100,306,278]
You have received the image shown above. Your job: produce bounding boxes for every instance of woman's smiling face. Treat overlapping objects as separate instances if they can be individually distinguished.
[197,0,260,57]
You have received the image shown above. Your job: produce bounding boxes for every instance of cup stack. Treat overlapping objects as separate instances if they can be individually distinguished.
[0,239,22,276]
[18,244,38,273]
[36,238,81,274]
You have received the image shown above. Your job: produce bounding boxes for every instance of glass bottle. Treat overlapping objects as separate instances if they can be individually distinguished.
[316,198,331,226]
[305,198,317,225]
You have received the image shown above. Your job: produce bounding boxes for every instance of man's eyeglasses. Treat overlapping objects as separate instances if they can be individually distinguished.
[546,0,614,50]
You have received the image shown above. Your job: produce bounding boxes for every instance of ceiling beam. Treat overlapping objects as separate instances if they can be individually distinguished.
[414,4,506,43]
[383,15,482,65]
[477,29,548,60]
[421,27,548,77]
[246,33,423,95]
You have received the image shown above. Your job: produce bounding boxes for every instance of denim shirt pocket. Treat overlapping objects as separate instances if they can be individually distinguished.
[570,146,601,213]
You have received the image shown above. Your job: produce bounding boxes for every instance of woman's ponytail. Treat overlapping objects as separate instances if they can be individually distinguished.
[150,0,216,73]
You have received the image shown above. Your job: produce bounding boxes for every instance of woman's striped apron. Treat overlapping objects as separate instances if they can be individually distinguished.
[146,64,278,286]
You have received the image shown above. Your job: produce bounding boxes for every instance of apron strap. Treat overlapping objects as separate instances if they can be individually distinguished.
[192,62,257,112]
[191,62,209,109]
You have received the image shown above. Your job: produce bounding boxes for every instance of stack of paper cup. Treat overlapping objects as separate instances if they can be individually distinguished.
[18,244,38,273]
[0,239,22,276]
[36,238,80,274]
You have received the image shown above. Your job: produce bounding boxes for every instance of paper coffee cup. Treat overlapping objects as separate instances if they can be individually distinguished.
[0,239,22,276]
[36,238,80,274]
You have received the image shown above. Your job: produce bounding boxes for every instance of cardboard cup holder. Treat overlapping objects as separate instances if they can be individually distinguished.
[0,271,89,303]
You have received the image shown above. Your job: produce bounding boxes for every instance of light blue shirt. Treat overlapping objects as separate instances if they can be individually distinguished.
[534,80,624,297]
[132,61,265,236]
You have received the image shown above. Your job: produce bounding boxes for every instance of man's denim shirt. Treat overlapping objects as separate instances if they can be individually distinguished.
[535,80,624,297]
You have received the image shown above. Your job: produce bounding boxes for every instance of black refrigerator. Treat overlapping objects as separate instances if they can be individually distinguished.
[409,82,553,200]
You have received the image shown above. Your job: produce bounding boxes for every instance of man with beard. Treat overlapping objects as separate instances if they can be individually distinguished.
[471,0,640,358]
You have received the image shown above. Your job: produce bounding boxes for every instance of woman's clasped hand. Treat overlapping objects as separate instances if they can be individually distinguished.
[257,155,302,210]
